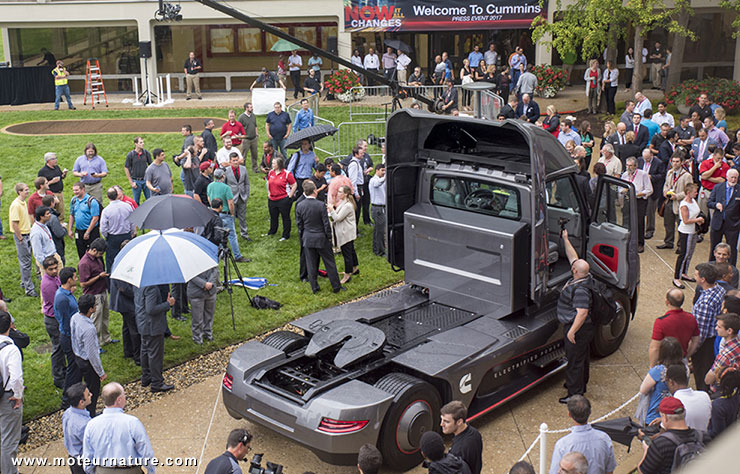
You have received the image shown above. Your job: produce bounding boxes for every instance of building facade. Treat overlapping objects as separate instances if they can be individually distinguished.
[1,0,738,93]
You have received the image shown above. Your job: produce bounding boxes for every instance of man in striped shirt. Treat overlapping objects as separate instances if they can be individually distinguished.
[692,263,726,392]
[71,294,106,417]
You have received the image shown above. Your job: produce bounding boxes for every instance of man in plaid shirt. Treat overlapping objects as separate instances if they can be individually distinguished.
[705,313,740,388]
[692,263,726,392]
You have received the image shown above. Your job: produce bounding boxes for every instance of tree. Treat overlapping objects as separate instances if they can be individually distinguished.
[532,0,694,94]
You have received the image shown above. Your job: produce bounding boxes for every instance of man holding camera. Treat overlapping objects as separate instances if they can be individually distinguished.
[204,428,252,474]
[207,170,249,263]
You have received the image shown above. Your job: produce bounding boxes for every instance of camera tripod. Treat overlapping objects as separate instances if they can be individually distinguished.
[218,243,253,330]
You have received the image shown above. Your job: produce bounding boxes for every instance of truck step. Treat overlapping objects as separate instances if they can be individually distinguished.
[531,347,566,369]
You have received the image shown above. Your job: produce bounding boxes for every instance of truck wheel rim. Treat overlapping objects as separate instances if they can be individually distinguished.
[396,399,433,453]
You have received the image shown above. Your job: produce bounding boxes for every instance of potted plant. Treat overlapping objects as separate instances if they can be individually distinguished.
[665,77,740,114]
[324,69,364,102]
[532,65,568,98]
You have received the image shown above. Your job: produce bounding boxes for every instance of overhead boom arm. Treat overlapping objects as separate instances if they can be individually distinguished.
[192,0,435,107]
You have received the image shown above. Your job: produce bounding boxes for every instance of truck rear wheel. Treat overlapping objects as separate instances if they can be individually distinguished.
[261,330,307,353]
[591,291,630,357]
[374,373,441,471]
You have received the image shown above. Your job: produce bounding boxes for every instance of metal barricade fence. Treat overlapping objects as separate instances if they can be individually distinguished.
[287,93,321,121]
[314,115,337,157]
[480,90,504,120]
[336,120,386,162]
[349,86,392,121]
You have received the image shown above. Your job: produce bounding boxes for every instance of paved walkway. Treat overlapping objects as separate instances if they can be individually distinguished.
[0,86,668,115]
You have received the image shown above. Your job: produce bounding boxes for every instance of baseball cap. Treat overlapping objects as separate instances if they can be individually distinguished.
[658,396,685,415]
[199,161,212,172]
[213,168,224,179]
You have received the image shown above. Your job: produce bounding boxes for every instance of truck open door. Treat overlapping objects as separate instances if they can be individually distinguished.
[587,176,640,296]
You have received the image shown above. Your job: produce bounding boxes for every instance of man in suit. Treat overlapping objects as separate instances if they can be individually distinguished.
[638,149,665,240]
[134,284,175,392]
[621,157,653,252]
[628,112,650,150]
[658,130,678,163]
[499,95,518,119]
[606,122,627,148]
[708,167,740,265]
[224,153,250,240]
[691,128,718,165]
[515,93,539,123]
[295,181,344,294]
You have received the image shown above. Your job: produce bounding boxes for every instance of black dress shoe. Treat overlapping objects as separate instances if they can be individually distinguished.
[151,383,174,393]
[141,379,151,387]
[645,233,654,240]
[235,257,251,263]
[637,245,645,253]
[333,286,348,293]
[300,278,309,283]
[559,396,573,404]
[172,315,187,322]
[312,288,321,294]
[656,243,673,249]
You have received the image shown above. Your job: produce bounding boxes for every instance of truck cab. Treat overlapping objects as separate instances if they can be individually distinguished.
[387,110,639,349]
[221,110,639,471]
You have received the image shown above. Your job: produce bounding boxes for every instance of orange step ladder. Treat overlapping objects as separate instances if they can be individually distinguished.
[83,59,109,108]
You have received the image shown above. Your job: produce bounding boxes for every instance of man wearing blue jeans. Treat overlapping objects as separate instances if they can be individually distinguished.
[265,102,291,159]
[52,60,76,110]
[206,170,250,263]
[124,137,152,205]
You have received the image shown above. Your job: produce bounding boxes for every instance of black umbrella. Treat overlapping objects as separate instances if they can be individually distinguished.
[128,194,214,230]
[384,39,412,54]
[592,417,643,449]
[285,124,338,149]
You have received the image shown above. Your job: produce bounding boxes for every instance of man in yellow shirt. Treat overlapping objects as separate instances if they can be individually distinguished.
[9,183,37,297]
[52,60,76,111]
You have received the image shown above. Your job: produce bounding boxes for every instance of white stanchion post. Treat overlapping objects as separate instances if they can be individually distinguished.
[166,74,172,103]
[133,77,141,105]
[539,423,548,474]
[158,76,164,104]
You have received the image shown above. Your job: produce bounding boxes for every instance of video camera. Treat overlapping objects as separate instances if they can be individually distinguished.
[248,454,283,474]
[366,133,385,147]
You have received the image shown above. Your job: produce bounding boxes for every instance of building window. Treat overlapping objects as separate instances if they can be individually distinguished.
[238,28,263,53]
[210,28,235,54]
[206,23,336,57]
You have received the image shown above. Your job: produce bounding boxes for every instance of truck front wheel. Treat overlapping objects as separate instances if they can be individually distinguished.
[591,291,630,358]
[374,373,441,471]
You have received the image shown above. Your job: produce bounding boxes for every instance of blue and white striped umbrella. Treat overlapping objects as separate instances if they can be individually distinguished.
[110,229,218,287]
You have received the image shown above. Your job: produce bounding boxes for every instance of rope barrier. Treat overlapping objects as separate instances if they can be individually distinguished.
[517,392,641,470]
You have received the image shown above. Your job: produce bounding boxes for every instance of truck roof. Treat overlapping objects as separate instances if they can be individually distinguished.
[386,110,575,177]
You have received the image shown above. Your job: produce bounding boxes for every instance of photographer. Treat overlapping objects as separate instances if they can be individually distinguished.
[204,428,252,474]
[207,170,249,263]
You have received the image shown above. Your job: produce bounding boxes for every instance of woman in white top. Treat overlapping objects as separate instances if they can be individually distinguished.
[460,58,473,109]
[674,183,704,288]
[328,185,358,284]
[624,47,635,91]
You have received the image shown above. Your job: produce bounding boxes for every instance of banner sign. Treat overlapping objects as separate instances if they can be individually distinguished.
[343,0,545,32]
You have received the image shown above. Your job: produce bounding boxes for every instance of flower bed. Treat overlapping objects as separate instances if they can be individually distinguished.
[665,77,740,113]
[532,65,567,98]
[324,69,364,102]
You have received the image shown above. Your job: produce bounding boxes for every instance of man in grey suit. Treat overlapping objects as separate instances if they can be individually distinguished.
[187,267,219,344]
[295,181,344,294]
[225,153,250,240]
[135,284,175,392]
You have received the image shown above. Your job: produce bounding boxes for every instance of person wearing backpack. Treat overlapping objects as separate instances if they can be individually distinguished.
[638,397,710,474]
[557,230,595,404]
[67,181,101,259]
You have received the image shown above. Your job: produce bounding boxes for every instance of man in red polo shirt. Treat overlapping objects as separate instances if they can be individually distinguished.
[699,148,730,233]
[649,288,700,366]
[220,110,246,149]
[27,176,57,220]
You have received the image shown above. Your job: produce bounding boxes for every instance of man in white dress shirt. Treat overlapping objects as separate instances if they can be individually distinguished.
[621,156,653,253]
[0,311,23,474]
[363,48,380,94]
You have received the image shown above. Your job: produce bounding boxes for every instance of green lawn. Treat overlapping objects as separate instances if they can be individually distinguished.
[0,106,401,421]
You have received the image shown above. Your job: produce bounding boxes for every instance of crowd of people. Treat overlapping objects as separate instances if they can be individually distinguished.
[3,42,739,474]
[0,100,393,473]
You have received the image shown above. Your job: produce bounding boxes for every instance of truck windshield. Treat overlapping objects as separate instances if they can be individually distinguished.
[430,175,520,220]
